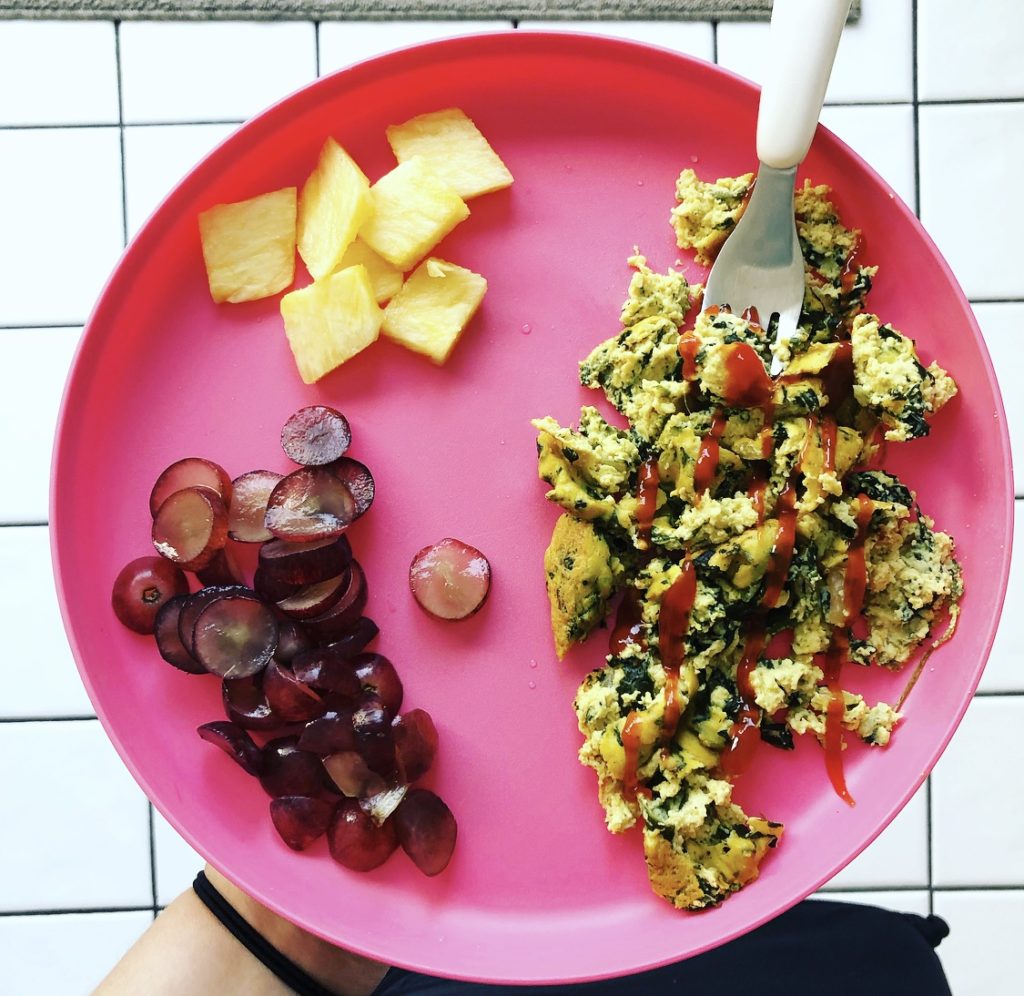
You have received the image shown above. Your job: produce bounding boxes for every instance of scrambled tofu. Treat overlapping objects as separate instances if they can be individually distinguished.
[533,172,963,911]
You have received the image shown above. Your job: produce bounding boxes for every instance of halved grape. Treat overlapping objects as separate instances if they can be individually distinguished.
[222,674,279,731]
[409,538,491,621]
[152,487,229,571]
[263,660,325,723]
[228,470,283,543]
[254,567,303,604]
[327,798,398,872]
[281,406,352,467]
[178,585,255,657]
[270,796,337,851]
[360,784,408,827]
[394,789,457,877]
[194,547,242,587]
[258,535,351,586]
[260,736,334,798]
[321,618,379,661]
[393,709,439,783]
[193,595,278,679]
[154,596,204,673]
[291,646,360,698]
[197,721,263,776]
[325,458,374,519]
[352,653,403,717]
[353,696,396,777]
[149,457,232,517]
[275,573,347,620]
[112,556,190,634]
[298,709,358,756]
[323,751,385,798]
[264,469,356,542]
[304,561,367,644]
[274,617,312,664]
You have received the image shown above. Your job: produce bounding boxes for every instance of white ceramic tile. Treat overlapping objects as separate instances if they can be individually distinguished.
[0,20,119,127]
[318,20,512,75]
[0,129,124,327]
[0,328,82,524]
[919,103,1024,300]
[716,0,913,102]
[980,498,1024,693]
[153,810,204,907]
[819,104,916,207]
[919,0,1024,100]
[518,20,715,62]
[0,527,92,718]
[820,781,929,889]
[0,720,151,910]
[814,889,931,916]
[119,21,317,124]
[123,123,238,236]
[932,698,1024,886]
[933,890,1024,996]
[973,304,1024,502]
[0,910,152,996]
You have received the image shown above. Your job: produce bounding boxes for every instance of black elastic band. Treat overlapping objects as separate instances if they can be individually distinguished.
[192,871,337,996]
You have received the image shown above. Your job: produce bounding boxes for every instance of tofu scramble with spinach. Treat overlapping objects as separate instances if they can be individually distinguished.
[531,170,963,912]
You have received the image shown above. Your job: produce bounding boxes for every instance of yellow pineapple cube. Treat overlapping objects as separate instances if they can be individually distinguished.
[280,265,382,383]
[382,258,487,364]
[297,138,373,280]
[333,238,403,304]
[386,108,513,200]
[198,187,296,303]
[359,157,469,272]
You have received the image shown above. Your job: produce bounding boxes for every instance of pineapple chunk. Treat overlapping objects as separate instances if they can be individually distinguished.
[382,258,487,364]
[297,139,373,280]
[333,238,403,304]
[280,265,382,383]
[386,108,514,200]
[198,187,296,303]
[360,157,469,272]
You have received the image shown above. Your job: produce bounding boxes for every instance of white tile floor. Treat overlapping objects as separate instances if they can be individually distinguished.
[0,4,1020,993]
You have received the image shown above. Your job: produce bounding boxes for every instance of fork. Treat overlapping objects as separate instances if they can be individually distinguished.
[703,0,852,375]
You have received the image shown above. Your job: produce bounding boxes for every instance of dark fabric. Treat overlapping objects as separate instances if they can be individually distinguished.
[192,871,337,996]
[372,900,951,996]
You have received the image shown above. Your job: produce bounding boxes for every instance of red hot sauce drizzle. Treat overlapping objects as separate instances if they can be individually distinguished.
[635,459,660,550]
[678,333,700,382]
[694,411,727,496]
[722,343,775,409]
[658,558,698,748]
[820,416,838,474]
[819,341,854,416]
[621,711,651,802]
[609,588,646,656]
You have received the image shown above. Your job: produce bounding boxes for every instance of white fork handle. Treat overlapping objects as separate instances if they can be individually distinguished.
[756,0,852,169]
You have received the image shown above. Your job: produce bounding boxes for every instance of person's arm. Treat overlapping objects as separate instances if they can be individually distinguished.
[94,866,388,996]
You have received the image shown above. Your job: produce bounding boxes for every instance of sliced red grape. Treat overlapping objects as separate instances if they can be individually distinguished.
[195,546,242,586]
[258,536,351,586]
[304,562,367,644]
[327,798,398,872]
[352,653,403,717]
[254,567,303,603]
[281,406,351,467]
[325,458,374,518]
[270,796,337,851]
[112,556,190,634]
[149,457,232,517]
[197,721,263,776]
[323,751,386,798]
[274,617,312,664]
[178,585,255,656]
[321,618,379,661]
[393,710,439,783]
[275,573,347,620]
[353,697,397,777]
[394,789,457,877]
[264,469,356,542]
[260,736,334,798]
[154,596,204,673]
[263,660,325,722]
[228,470,283,543]
[152,486,229,571]
[360,783,408,827]
[409,538,491,621]
[298,708,358,755]
[291,646,360,698]
[222,674,279,731]
[193,595,278,679]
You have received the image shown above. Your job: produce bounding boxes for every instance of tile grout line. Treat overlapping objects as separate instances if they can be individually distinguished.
[0,521,49,529]
[0,905,156,918]
[313,20,320,78]
[711,19,718,64]
[114,21,129,249]
[148,803,159,916]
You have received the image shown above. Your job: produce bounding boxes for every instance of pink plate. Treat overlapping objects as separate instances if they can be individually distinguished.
[51,33,1012,984]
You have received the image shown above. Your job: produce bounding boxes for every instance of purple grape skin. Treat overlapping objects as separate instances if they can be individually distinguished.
[327,799,398,872]
[197,721,264,776]
[154,596,205,674]
[269,796,337,850]
[259,736,335,798]
[394,789,458,877]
